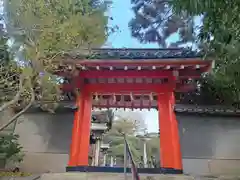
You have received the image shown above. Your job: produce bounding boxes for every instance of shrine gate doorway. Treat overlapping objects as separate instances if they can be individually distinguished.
[57,48,213,174]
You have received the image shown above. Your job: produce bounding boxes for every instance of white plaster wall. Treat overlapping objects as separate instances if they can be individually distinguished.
[11,111,240,175]
[0,109,16,134]
[177,115,240,175]
[14,112,74,173]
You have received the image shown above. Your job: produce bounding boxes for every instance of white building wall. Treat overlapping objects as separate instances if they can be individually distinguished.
[8,111,240,175]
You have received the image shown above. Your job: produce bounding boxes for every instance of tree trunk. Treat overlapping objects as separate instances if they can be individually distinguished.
[0,86,35,132]
[0,77,23,112]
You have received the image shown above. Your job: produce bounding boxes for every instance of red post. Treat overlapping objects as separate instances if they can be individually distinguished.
[158,92,182,170]
[77,90,92,166]
[68,94,84,166]
[68,90,92,166]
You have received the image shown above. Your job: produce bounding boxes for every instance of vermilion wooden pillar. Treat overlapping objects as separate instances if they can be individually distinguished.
[158,92,182,170]
[77,90,92,165]
[68,90,92,166]
[68,93,84,166]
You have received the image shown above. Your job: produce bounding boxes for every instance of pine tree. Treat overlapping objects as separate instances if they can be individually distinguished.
[129,0,196,47]
[0,0,110,131]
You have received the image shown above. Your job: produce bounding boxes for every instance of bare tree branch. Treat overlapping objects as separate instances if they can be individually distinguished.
[0,76,23,112]
[0,84,35,131]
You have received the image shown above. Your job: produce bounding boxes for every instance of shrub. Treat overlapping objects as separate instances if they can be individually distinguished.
[0,134,24,167]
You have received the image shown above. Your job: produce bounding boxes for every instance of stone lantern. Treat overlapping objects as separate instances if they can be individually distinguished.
[136,132,160,168]
[90,110,113,166]
[100,143,110,166]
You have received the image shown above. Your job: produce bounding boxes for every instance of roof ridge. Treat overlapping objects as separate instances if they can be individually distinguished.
[62,48,202,60]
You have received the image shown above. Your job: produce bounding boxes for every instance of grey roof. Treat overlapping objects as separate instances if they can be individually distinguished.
[63,48,202,60]
[25,102,240,117]
[174,104,240,117]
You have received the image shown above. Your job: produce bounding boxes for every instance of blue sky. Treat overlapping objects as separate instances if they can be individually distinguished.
[106,0,181,49]
[106,0,159,48]
[106,0,161,132]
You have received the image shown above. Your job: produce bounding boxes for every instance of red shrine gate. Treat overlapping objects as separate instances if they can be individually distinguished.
[57,48,213,172]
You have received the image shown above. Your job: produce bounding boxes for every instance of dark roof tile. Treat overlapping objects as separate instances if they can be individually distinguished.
[63,48,202,60]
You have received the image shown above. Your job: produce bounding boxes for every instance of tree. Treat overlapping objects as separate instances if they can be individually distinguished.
[130,0,240,106]
[0,25,17,112]
[171,0,240,106]
[129,0,196,47]
[103,113,161,167]
[0,24,35,132]
[0,134,24,167]
[103,117,143,165]
[114,110,146,132]
[0,0,110,130]
[146,136,160,167]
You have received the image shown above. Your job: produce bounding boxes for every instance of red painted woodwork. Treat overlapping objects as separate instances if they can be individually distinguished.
[61,82,194,94]
[68,94,84,166]
[76,69,205,79]
[65,56,213,170]
[68,90,92,166]
[79,70,173,78]
[158,92,182,170]
[77,90,92,166]
[56,67,208,78]
[62,58,211,68]
[62,83,173,93]
[85,83,174,93]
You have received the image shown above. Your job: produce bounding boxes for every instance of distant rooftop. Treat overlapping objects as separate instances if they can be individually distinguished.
[63,48,202,60]
[23,102,240,117]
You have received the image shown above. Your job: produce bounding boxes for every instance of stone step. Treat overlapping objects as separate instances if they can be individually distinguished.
[40,173,190,180]
[39,173,240,180]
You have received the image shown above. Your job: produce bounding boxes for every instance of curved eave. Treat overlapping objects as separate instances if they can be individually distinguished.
[53,48,213,73]
[57,58,212,68]
[54,58,213,82]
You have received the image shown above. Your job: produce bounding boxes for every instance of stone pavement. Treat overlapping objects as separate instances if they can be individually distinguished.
[0,174,41,180]
[1,173,240,180]
[38,173,240,180]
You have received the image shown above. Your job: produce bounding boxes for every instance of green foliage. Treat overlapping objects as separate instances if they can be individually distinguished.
[0,61,21,104]
[5,0,109,53]
[130,0,240,105]
[0,134,24,164]
[0,26,10,63]
[104,117,160,166]
[170,0,240,105]
[104,118,142,164]
[129,0,195,47]
[146,137,159,156]
[0,28,57,113]
[1,0,110,119]
[0,25,23,108]
[146,136,160,167]
[4,0,109,76]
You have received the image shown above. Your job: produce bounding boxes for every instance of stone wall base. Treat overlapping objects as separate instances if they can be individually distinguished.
[18,152,240,176]
[19,152,68,173]
[40,173,240,180]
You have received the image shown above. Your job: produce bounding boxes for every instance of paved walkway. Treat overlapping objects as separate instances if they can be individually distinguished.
[1,173,240,180]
